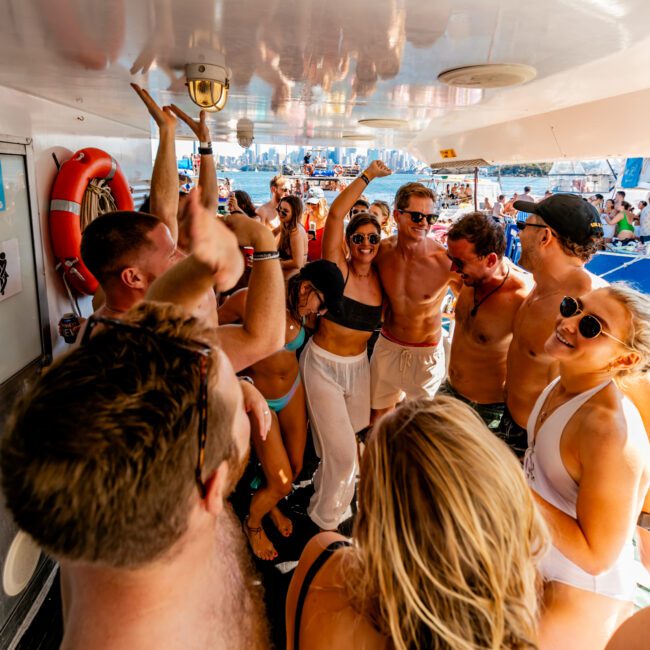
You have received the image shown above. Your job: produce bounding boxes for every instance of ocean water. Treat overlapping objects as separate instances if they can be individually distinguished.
[221,171,549,206]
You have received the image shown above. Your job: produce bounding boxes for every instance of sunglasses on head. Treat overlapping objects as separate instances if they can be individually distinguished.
[398,209,438,225]
[81,315,213,499]
[350,232,381,245]
[559,296,632,349]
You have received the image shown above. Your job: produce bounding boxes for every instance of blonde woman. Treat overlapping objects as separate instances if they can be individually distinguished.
[369,199,392,237]
[526,284,650,650]
[286,396,548,650]
[304,187,329,260]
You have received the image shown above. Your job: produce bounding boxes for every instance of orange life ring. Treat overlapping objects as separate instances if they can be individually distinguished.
[304,163,315,176]
[334,165,343,176]
[50,147,133,295]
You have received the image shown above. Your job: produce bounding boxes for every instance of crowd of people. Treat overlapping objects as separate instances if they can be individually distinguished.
[2,85,650,650]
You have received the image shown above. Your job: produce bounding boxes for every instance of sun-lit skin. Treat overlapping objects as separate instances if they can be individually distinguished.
[544,289,635,372]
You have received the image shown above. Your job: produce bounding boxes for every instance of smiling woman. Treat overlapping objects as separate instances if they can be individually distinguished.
[297,161,386,531]
[525,284,650,650]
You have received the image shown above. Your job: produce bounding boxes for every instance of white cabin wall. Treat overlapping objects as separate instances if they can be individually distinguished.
[0,85,151,358]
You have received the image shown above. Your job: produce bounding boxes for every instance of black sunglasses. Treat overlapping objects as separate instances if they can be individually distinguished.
[277,207,290,217]
[350,233,381,245]
[81,315,213,498]
[559,296,632,349]
[398,209,438,225]
[516,221,547,231]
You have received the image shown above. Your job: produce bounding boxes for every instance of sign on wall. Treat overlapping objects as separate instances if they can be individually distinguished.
[0,238,22,302]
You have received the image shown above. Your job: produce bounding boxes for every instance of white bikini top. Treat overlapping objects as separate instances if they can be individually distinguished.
[524,378,611,517]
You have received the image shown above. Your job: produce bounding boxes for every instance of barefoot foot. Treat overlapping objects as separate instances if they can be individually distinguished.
[270,507,293,537]
[244,518,278,561]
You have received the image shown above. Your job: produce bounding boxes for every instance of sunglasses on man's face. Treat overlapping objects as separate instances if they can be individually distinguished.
[398,209,438,225]
[81,315,213,499]
[516,221,547,231]
[351,207,368,215]
[350,233,381,245]
[559,296,632,349]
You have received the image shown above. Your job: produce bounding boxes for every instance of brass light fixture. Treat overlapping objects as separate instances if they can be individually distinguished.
[185,62,230,112]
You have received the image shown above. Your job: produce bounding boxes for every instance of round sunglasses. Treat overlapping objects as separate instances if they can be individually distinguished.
[350,232,381,245]
[559,296,632,349]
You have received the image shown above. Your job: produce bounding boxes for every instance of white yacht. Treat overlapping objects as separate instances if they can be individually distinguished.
[2,0,650,645]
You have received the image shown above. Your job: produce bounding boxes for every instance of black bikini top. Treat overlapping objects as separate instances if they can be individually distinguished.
[323,266,382,332]
[292,540,351,649]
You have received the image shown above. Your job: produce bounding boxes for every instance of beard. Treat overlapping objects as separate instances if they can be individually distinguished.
[212,506,270,649]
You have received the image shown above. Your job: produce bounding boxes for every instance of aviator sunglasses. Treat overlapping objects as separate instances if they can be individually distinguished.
[350,232,381,245]
[398,209,438,225]
[559,296,633,349]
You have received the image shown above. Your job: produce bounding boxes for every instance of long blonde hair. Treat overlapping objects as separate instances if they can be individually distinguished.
[346,397,548,650]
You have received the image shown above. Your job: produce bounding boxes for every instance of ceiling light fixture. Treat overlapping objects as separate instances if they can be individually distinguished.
[185,62,230,112]
[342,133,375,141]
[437,64,537,89]
[236,118,254,148]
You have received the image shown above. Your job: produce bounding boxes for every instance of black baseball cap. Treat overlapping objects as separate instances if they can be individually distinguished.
[513,193,603,245]
[298,260,344,314]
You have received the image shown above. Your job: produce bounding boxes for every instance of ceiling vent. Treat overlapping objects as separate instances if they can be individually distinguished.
[437,64,537,89]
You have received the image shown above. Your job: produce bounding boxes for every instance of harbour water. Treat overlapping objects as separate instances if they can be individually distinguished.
[220,171,550,206]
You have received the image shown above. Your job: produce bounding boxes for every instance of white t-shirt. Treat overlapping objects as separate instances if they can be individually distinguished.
[492,201,504,218]
[518,192,535,203]
[640,205,650,236]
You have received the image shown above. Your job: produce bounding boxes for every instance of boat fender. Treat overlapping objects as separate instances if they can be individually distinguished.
[49,147,133,295]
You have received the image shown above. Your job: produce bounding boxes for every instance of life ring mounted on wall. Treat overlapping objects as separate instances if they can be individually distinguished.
[49,147,133,295]
[304,163,315,176]
[334,165,343,176]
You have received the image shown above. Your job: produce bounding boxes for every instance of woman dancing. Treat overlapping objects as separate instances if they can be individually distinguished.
[299,160,390,531]
[219,260,344,560]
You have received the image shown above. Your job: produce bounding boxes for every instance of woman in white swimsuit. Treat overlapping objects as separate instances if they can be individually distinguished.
[525,284,650,650]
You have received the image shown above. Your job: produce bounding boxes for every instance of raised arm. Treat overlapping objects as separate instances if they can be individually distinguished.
[532,406,644,575]
[131,83,179,243]
[322,160,392,265]
[145,190,243,306]
[218,213,285,371]
[170,105,218,215]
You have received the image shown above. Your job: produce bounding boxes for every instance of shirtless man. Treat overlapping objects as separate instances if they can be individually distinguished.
[256,174,291,227]
[1,302,269,649]
[81,191,285,373]
[370,182,457,420]
[501,193,605,454]
[441,212,531,437]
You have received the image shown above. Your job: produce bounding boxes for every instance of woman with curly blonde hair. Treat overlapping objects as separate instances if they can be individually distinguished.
[286,396,548,650]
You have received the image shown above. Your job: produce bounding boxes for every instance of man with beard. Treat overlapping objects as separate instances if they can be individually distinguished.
[501,194,605,456]
[441,213,531,442]
[257,175,291,227]
[1,302,270,649]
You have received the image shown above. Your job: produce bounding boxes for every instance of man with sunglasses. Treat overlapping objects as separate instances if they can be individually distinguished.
[1,302,270,649]
[257,174,291,228]
[371,182,460,420]
[501,193,605,456]
[441,212,531,436]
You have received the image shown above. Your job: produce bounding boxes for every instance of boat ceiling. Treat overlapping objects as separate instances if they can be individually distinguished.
[2,0,650,164]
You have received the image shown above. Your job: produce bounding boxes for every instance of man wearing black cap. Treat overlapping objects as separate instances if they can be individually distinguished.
[501,193,606,456]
